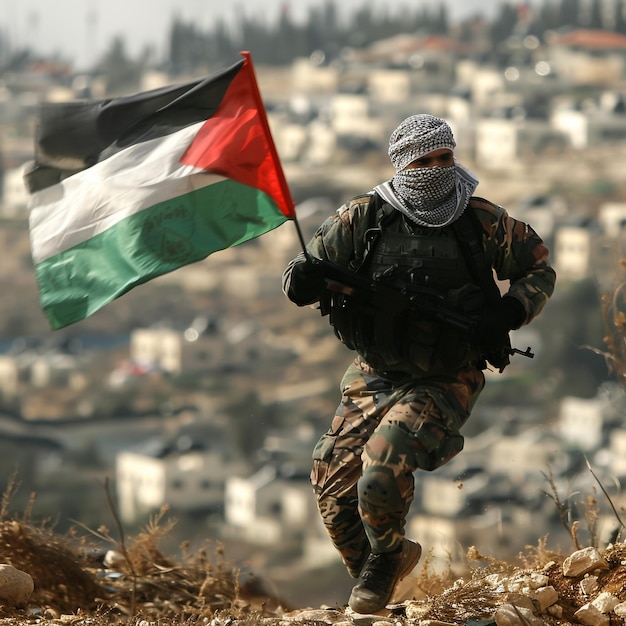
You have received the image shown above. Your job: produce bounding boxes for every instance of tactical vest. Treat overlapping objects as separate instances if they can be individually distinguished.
[325,195,500,376]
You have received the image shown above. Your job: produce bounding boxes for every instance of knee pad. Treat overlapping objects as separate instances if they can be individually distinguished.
[357,466,403,515]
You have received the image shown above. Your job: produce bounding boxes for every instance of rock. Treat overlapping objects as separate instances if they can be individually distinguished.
[580,576,599,597]
[562,547,609,577]
[103,549,126,569]
[345,607,392,625]
[495,604,543,626]
[614,601,626,618]
[284,608,343,623]
[484,573,506,588]
[574,602,610,626]
[405,602,431,620]
[0,564,34,607]
[504,576,525,593]
[503,594,535,612]
[526,585,558,611]
[525,573,550,590]
[505,572,548,593]
[590,592,618,614]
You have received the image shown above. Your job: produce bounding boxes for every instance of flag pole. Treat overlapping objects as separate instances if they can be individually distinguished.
[293,216,311,259]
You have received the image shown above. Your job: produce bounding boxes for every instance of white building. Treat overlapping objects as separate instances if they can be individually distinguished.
[467,66,507,110]
[599,202,626,238]
[0,356,19,397]
[558,395,607,451]
[421,474,486,517]
[130,327,186,375]
[128,319,285,377]
[367,69,412,104]
[487,431,566,481]
[553,226,593,281]
[291,58,339,94]
[609,429,626,478]
[551,109,626,149]
[224,465,313,546]
[116,434,239,523]
[328,94,385,142]
[2,165,30,217]
[547,29,626,85]
[474,118,561,169]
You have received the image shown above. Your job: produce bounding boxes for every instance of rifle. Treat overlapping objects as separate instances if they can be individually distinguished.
[313,257,534,369]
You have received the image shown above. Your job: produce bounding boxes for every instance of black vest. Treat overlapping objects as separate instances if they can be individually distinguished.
[325,195,501,376]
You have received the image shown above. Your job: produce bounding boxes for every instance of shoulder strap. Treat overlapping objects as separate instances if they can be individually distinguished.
[354,192,399,272]
[451,202,501,306]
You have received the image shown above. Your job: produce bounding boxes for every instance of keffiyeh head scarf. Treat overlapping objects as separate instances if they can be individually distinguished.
[379,114,479,228]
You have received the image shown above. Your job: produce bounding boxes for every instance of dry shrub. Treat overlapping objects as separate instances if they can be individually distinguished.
[74,506,276,621]
[596,542,626,599]
[601,261,626,384]
[0,479,282,624]
[0,476,104,614]
[517,535,564,570]
[0,518,105,613]
[406,546,514,624]
[411,547,457,598]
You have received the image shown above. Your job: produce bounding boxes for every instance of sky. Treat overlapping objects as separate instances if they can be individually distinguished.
[1,0,509,69]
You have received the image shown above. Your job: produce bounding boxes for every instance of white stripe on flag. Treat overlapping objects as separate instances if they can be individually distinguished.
[29,121,226,264]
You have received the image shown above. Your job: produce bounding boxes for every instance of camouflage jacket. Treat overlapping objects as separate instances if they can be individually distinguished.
[285,193,556,326]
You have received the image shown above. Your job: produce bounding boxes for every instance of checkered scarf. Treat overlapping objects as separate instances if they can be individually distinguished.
[384,114,478,227]
[388,114,456,170]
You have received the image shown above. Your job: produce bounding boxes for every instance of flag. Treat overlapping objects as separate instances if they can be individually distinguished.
[26,52,295,330]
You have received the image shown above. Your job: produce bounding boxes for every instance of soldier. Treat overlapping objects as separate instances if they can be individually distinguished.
[282,114,556,614]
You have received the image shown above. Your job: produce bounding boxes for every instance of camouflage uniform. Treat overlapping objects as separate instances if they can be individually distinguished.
[283,193,555,577]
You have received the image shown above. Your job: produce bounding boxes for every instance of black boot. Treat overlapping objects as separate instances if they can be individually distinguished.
[348,539,422,614]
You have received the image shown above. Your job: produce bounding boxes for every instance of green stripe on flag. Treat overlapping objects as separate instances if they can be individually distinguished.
[35,179,289,329]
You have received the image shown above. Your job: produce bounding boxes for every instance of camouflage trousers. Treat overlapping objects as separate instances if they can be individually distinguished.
[310,358,485,576]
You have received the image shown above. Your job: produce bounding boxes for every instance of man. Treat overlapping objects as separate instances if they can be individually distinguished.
[282,114,556,614]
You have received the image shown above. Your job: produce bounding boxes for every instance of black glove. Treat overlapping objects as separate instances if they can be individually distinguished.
[474,297,526,353]
[287,257,327,305]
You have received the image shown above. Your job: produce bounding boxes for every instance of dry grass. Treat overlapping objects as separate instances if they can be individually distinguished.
[601,259,626,384]
[0,495,613,626]
[0,475,626,626]
[0,422,624,626]
[0,511,285,625]
[0,475,284,625]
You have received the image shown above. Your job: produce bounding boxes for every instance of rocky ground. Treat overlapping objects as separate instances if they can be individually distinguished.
[1,512,626,626]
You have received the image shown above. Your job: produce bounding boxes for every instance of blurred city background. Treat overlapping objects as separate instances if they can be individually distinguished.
[1,0,626,608]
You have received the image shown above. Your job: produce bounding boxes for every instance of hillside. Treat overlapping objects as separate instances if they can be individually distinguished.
[2,502,626,626]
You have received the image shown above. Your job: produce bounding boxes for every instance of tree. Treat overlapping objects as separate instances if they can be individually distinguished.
[559,0,582,28]
[490,3,520,46]
[432,3,450,35]
[588,0,603,28]
[96,36,143,94]
[536,0,562,32]
[614,0,626,33]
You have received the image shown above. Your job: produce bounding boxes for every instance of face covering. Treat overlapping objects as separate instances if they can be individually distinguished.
[393,163,456,211]
[375,161,479,228]
[383,114,478,227]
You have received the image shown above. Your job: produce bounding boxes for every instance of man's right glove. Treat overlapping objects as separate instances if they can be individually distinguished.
[474,296,526,354]
[287,257,327,305]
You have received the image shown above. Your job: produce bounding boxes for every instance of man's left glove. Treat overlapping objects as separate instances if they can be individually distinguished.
[474,296,526,354]
[287,257,327,305]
